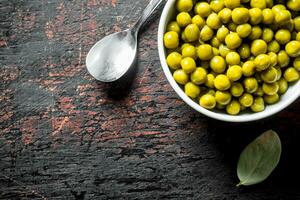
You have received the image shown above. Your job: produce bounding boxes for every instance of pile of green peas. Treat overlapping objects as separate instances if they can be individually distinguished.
[164,0,300,115]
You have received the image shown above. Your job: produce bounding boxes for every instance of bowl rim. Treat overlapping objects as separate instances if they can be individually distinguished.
[157,0,300,122]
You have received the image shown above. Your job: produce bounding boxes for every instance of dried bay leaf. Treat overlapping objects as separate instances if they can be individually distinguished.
[237,130,282,186]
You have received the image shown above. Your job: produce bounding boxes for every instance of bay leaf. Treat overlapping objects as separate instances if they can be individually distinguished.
[237,130,282,186]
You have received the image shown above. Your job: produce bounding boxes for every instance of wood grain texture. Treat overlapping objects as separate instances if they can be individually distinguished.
[1,0,300,199]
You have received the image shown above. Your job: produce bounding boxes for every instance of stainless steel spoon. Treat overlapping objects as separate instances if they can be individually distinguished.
[86,0,164,82]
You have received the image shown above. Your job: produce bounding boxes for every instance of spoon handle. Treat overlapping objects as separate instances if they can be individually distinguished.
[133,0,165,34]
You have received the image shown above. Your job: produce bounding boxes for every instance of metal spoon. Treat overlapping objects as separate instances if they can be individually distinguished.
[86,0,164,82]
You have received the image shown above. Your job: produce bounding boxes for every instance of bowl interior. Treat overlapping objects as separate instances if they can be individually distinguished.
[158,0,300,122]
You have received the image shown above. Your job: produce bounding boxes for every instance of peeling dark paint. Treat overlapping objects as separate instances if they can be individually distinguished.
[1,0,300,199]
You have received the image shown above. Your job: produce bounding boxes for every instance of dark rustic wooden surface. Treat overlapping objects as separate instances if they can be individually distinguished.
[1,0,300,199]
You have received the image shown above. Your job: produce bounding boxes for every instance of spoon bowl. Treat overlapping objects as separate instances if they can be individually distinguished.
[86,0,164,82]
[86,29,137,82]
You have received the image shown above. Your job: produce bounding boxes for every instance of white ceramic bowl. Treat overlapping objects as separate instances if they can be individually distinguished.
[158,0,300,122]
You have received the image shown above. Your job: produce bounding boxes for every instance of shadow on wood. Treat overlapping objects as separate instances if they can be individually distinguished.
[97,59,138,100]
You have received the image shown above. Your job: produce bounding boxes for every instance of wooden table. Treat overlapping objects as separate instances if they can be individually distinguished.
[1,0,300,199]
